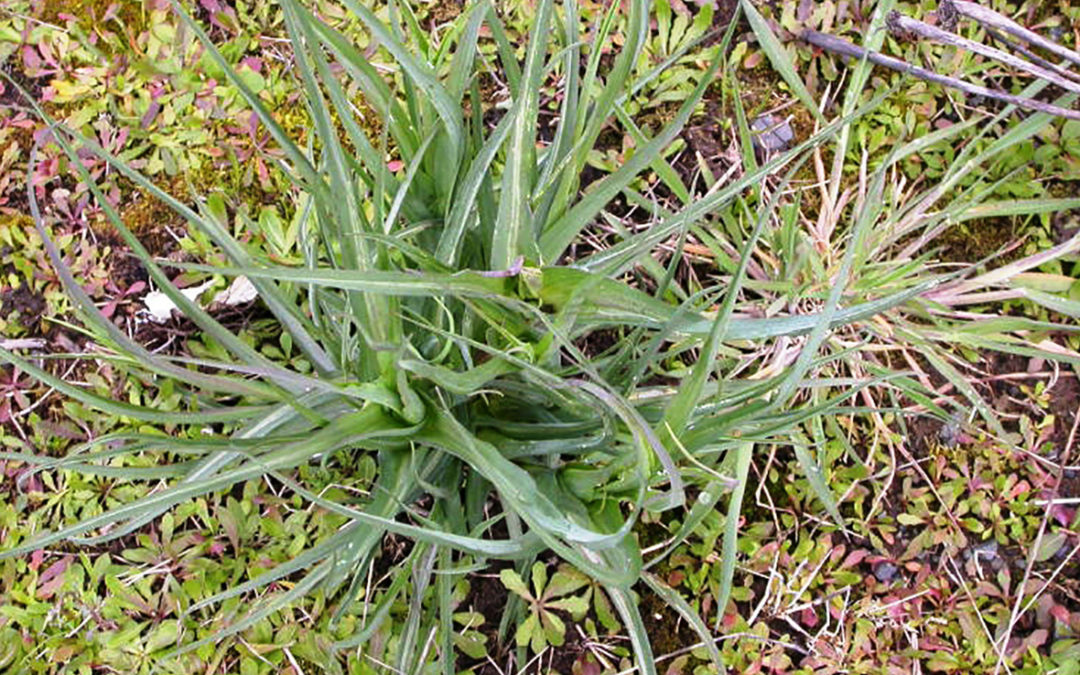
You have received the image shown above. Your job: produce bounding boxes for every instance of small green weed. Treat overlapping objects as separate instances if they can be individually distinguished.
[501,562,590,654]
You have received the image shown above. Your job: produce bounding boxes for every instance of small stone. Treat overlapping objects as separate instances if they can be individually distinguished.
[873,562,898,583]
[971,540,999,562]
[750,114,795,153]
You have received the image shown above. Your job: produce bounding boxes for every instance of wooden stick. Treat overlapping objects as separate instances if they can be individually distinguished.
[949,0,1080,71]
[983,27,1080,86]
[888,12,1080,95]
[800,29,1080,121]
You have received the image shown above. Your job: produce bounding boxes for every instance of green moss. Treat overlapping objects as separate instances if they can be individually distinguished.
[934,218,1020,264]
[35,0,149,33]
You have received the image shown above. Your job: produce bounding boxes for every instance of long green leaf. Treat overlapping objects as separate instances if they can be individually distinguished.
[491,0,553,267]
[742,0,824,123]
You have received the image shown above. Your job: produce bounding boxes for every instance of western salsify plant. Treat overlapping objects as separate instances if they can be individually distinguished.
[5,0,1080,672]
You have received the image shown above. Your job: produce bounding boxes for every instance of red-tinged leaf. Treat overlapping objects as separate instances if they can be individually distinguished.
[720,610,738,631]
[800,607,818,627]
[1022,628,1048,649]
[919,636,953,652]
[814,637,838,659]
[974,580,1002,599]
[884,597,907,621]
[35,421,85,442]
[1051,603,1071,624]
[38,556,69,584]
[27,548,46,570]
[140,101,161,130]
[574,654,603,675]
[1009,480,1031,499]
[758,541,782,558]
[51,645,76,663]
[218,506,240,553]
[37,556,71,599]
[1051,504,1074,526]
[28,549,45,572]
[1070,612,1080,634]
[256,157,270,186]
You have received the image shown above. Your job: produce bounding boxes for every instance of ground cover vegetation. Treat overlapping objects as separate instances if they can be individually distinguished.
[2,0,1080,673]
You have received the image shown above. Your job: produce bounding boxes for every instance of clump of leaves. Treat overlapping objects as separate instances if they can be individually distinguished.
[501,562,590,654]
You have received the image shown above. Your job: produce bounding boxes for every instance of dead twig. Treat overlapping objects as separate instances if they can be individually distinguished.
[887,11,1080,96]
[800,30,1080,121]
[948,0,1080,71]
[983,27,1080,86]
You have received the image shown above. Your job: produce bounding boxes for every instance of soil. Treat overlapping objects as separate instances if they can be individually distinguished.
[0,285,47,333]
[107,249,150,290]
[708,0,741,43]
[461,569,514,674]
[574,327,622,361]
[0,62,42,112]
[0,57,46,215]
[929,351,1080,456]
[682,98,733,183]
[638,583,700,657]
[426,0,465,26]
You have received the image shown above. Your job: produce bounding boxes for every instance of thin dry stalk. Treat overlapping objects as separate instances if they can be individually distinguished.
[800,30,1080,121]
[926,232,1080,300]
[949,0,1080,70]
[983,27,1080,85]
[0,339,46,350]
[887,11,1080,95]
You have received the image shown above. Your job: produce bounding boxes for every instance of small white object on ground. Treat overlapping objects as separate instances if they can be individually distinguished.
[0,338,47,350]
[212,276,258,307]
[141,279,216,323]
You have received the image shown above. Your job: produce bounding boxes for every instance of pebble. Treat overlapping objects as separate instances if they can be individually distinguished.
[873,561,898,583]
[750,114,795,153]
[960,540,1006,571]
[971,539,999,561]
